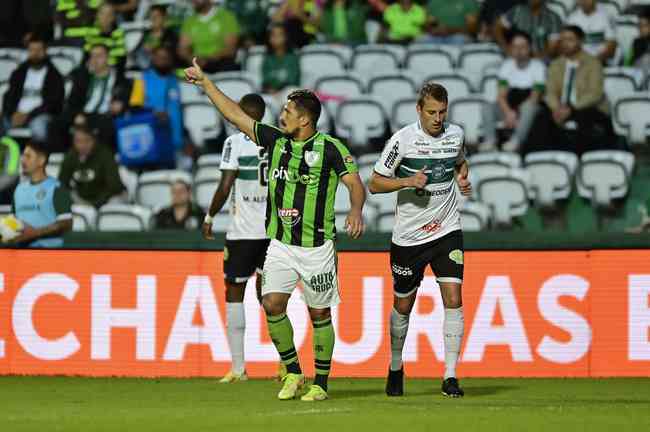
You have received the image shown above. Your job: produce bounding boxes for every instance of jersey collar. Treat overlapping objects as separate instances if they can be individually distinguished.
[417,120,446,139]
[292,130,320,146]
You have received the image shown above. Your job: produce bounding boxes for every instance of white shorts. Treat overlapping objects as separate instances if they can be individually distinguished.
[261,239,341,309]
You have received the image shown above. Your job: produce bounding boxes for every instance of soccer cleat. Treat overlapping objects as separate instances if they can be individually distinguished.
[442,377,464,398]
[385,367,404,396]
[301,384,328,401]
[276,362,288,382]
[219,370,248,383]
[277,373,305,400]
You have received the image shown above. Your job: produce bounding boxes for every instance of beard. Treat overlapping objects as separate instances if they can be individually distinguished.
[29,58,46,69]
[154,65,173,76]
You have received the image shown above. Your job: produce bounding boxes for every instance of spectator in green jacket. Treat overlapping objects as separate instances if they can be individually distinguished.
[58,125,126,208]
[262,23,301,95]
[319,0,368,45]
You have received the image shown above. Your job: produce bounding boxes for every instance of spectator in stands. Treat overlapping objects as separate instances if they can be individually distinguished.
[224,0,269,47]
[9,141,72,248]
[134,4,179,69]
[477,0,525,41]
[481,31,544,152]
[567,0,617,64]
[319,0,369,46]
[1,35,64,143]
[495,0,563,59]
[262,23,301,97]
[104,0,139,22]
[421,0,480,45]
[178,0,240,73]
[53,43,130,152]
[84,3,127,72]
[154,180,204,230]
[526,25,615,155]
[382,0,426,44]
[626,9,650,71]
[272,0,323,48]
[58,125,126,208]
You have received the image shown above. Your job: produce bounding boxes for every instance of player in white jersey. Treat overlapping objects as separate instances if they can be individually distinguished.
[202,94,277,383]
[368,83,472,398]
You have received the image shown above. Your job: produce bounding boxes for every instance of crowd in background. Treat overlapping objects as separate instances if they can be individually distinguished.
[0,0,650,238]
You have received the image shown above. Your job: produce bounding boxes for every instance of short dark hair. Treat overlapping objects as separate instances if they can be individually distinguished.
[640,7,650,21]
[25,140,50,164]
[239,93,266,122]
[509,30,532,46]
[150,4,168,15]
[26,33,47,48]
[73,124,97,140]
[287,89,322,127]
[417,82,448,106]
[562,25,586,41]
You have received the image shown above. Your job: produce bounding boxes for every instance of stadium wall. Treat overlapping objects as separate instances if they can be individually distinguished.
[0,249,649,377]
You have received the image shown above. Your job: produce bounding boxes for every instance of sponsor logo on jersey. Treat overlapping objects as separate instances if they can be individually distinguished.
[271,167,316,184]
[304,151,320,167]
[310,271,335,292]
[420,220,442,233]
[278,208,301,226]
[441,135,461,146]
[449,249,464,265]
[391,264,413,276]
[414,141,428,146]
[415,184,453,197]
[384,141,399,169]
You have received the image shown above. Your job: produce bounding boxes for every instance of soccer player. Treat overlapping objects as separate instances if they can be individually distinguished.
[201,94,274,383]
[368,83,472,398]
[186,59,366,401]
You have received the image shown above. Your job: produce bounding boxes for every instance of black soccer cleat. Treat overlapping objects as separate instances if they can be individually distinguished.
[442,377,464,398]
[385,368,404,397]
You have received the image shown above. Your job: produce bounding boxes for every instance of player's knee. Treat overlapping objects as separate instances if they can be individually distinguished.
[225,282,246,303]
[309,307,331,322]
[443,293,462,309]
[262,296,283,316]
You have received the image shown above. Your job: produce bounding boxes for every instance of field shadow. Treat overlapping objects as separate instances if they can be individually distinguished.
[465,385,517,396]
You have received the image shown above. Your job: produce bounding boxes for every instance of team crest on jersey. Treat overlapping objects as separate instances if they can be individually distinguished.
[304,151,320,167]
[432,162,447,180]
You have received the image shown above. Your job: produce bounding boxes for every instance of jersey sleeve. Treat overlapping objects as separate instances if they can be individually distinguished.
[497,61,509,88]
[456,130,467,165]
[253,121,284,149]
[328,140,358,177]
[374,135,403,178]
[53,186,72,221]
[219,136,239,171]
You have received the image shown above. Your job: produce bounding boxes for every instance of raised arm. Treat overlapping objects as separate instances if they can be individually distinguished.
[184,58,256,141]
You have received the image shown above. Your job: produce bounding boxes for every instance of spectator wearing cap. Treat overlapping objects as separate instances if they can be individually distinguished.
[154,180,204,230]
[58,125,126,208]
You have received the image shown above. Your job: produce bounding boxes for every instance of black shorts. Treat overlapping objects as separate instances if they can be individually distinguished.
[223,239,271,283]
[390,230,464,297]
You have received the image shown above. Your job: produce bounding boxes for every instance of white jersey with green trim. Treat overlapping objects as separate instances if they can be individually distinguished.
[219,132,269,240]
[374,121,465,247]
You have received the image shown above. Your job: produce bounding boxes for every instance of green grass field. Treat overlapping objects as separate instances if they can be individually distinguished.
[1,377,648,431]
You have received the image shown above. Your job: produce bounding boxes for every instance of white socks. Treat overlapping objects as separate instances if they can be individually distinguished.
[389,308,410,371]
[226,302,246,374]
[443,307,465,379]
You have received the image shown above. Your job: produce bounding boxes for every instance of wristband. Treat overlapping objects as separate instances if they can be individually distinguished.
[204,214,213,224]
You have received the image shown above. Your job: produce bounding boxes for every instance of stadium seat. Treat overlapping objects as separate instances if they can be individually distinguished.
[317,103,332,133]
[302,44,354,65]
[49,54,77,77]
[476,168,530,227]
[480,74,499,103]
[48,46,83,65]
[244,45,266,79]
[314,74,365,113]
[136,170,192,209]
[193,172,224,210]
[182,102,223,148]
[367,74,417,117]
[546,0,568,19]
[0,47,26,62]
[458,50,504,89]
[195,154,222,179]
[577,150,635,208]
[468,151,522,186]
[0,57,19,82]
[335,184,351,212]
[179,81,205,104]
[615,19,640,60]
[299,50,347,88]
[358,164,376,183]
[46,152,64,179]
[97,204,152,231]
[0,204,11,218]
[614,94,650,146]
[448,97,489,145]
[72,204,97,232]
[524,151,579,208]
[460,200,491,231]
[423,74,473,100]
[404,48,455,82]
[212,73,257,101]
[350,48,400,78]
[390,98,417,133]
[211,210,231,233]
[356,152,381,167]
[604,72,638,103]
[376,211,395,233]
[118,166,139,202]
[124,28,145,54]
[334,98,387,149]
[356,44,407,64]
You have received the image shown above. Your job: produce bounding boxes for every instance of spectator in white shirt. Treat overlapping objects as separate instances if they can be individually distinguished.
[567,0,617,64]
[481,31,545,152]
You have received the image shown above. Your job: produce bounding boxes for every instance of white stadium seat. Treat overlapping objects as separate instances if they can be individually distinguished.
[480,74,499,103]
[48,46,83,65]
[367,74,417,117]
[524,151,579,208]
[300,51,347,88]
[391,98,417,133]
[424,74,473,99]
[577,150,635,208]
[460,200,491,231]
[195,154,222,179]
[614,94,650,145]
[179,81,205,104]
[0,204,13,218]
[335,98,386,148]
[615,19,640,60]
[49,55,77,77]
[449,97,489,145]
[468,151,522,186]
[212,73,257,101]
[458,50,503,89]
[546,0,568,19]
[404,48,455,81]
[302,44,354,65]
[193,172,223,210]
[119,166,139,202]
[314,74,365,113]
[0,57,19,82]
[136,170,192,209]
[211,210,232,233]
[476,168,530,227]
[244,45,266,79]
[72,204,97,232]
[46,153,64,179]
[97,204,152,231]
[182,102,223,148]
[124,28,145,54]
[317,103,332,133]
[350,48,400,78]
[335,184,351,213]
[604,73,638,103]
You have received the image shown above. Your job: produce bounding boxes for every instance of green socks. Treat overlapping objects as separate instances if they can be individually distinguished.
[313,317,335,391]
[266,313,301,374]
